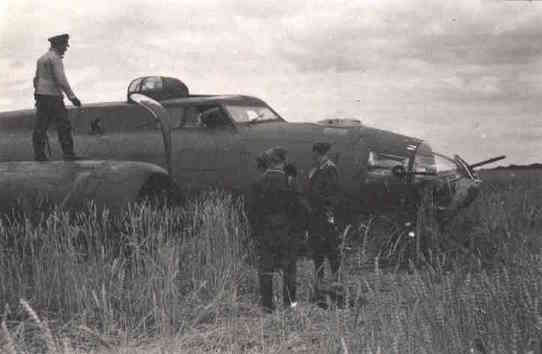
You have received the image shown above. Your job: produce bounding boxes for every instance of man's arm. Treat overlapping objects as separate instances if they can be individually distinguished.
[50,56,81,105]
[33,64,39,101]
[33,64,39,91]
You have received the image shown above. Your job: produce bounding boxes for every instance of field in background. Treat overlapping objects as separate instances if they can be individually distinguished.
[0,170,541,354]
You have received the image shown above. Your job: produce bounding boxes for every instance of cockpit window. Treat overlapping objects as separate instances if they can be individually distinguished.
[167,104,234,129]
[224,104,280,123]
[200,106,232,129]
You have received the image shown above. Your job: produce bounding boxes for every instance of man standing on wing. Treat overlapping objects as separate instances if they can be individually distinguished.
[307,142,341,306]
[248,147,299,313]
[33,33,82,161]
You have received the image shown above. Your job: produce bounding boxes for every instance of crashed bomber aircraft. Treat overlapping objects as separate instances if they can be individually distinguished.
[0,76,503,221]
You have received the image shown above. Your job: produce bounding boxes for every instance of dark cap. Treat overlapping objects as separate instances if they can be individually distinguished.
[312,142,331,155]
[264,146,287,164]
[48,33,69,45]
[256,152,268,170]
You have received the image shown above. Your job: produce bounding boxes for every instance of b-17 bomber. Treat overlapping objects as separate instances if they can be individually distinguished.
[0,76,504,247]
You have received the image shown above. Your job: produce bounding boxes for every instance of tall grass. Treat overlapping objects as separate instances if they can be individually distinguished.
[0,180,541,353]
[0,190,253,352]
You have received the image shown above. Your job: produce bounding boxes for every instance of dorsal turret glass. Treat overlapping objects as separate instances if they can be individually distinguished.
[127,76,189,103]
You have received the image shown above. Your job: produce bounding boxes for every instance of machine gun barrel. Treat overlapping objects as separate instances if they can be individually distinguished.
[470,155,506,169]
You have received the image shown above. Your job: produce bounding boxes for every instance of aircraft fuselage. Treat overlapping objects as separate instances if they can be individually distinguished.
[0,94,474,217]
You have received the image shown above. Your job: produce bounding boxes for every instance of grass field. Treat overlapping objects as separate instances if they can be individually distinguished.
[0,170,541,353]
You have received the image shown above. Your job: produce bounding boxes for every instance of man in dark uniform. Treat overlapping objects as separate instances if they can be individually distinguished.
[33,33,82,161]
[284,161,311,256]
[248,147,299,313]
[307,142,341,304]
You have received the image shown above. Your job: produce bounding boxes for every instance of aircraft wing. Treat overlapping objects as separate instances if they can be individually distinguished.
[0,160,172,215]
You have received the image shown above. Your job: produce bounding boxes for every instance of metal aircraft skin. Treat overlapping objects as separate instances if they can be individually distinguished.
[0,76,503,219]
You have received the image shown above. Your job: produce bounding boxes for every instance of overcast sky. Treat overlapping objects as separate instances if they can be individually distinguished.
[1,0,541,165]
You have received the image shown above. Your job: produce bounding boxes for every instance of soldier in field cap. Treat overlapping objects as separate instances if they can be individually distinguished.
[33,33,82,161]
[247,146,299,313]
[307,141,342,308]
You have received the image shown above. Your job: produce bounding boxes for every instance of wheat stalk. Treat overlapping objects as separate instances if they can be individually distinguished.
[1,319,16,354]
[20,298,57,353]
[341,336,349,354]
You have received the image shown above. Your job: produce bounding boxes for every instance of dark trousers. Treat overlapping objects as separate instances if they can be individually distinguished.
[308,217,341,307]
[309,215,341,282]
[33,95,74,160]
[256,225,297,312]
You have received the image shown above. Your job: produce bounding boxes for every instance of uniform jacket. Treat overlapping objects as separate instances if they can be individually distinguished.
[248,168,297,235]
[307,156,339,213]
[34,49,76,99]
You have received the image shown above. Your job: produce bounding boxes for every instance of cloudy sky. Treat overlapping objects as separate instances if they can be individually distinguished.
[1,0,541,165]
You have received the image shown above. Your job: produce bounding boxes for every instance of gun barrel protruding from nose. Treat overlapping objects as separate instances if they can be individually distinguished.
[470,155,506,169]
